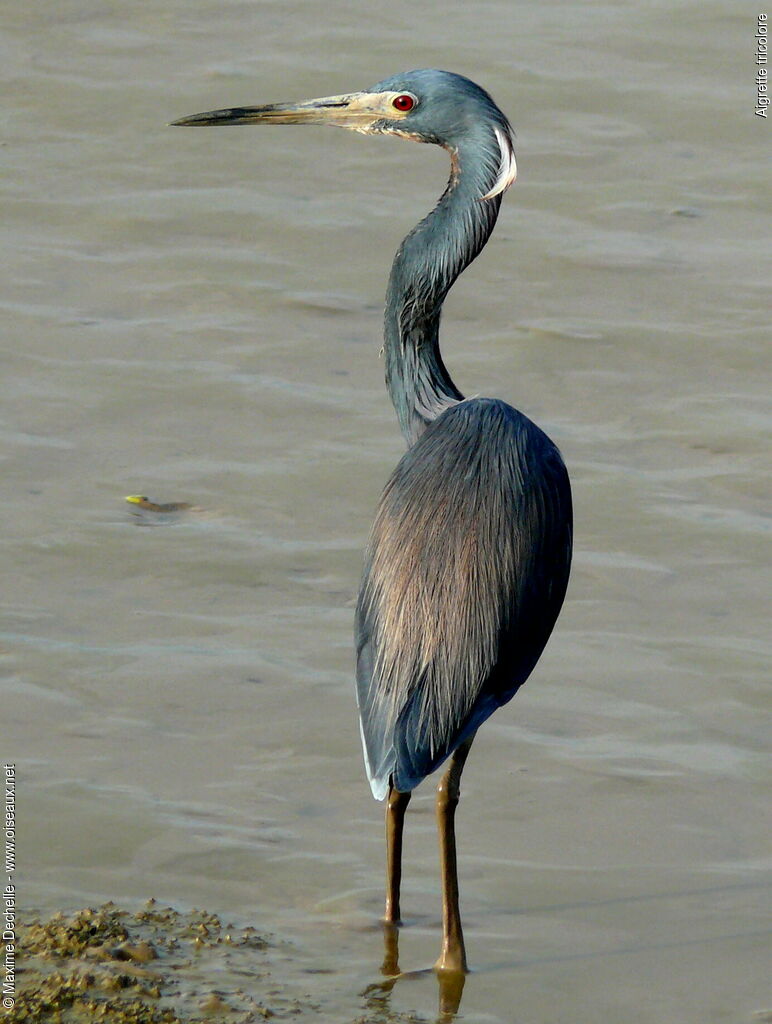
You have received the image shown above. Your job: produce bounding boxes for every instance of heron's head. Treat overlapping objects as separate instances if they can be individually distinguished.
[172,69,516,199]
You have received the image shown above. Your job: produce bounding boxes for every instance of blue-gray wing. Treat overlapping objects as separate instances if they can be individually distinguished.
[355,398,572,798]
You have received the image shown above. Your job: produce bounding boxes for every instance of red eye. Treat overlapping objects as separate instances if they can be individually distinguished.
[392,94,415,112]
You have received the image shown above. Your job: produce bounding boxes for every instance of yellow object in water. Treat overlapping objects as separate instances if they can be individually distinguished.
[125,495,192,513]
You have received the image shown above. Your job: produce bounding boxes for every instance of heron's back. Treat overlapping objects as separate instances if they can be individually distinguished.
[356,397,572,798]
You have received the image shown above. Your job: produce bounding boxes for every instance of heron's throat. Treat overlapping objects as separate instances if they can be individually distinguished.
[383,140,503,446]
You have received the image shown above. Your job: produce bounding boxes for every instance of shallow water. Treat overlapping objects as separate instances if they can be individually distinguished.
[2,0,770,1021]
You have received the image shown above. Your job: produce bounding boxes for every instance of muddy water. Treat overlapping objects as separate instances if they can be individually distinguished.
[2,0,769,1021]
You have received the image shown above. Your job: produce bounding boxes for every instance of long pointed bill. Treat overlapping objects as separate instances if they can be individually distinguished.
[171,91,397,131]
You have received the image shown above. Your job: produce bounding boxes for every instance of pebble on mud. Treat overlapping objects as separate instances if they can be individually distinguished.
[6,901,299,1023]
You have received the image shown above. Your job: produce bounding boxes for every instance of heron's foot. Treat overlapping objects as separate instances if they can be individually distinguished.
[382,906,403,926]
[434,940,468,976]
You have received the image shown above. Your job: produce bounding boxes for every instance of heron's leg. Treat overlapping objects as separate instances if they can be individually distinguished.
[384,784,411,924]
[435,733,475,974]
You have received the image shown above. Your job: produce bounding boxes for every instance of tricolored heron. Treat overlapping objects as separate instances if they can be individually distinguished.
[173,69,572,975]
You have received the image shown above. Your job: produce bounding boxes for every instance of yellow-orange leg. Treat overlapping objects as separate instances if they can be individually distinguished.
[435,734,475,974]
[384,785,411,923]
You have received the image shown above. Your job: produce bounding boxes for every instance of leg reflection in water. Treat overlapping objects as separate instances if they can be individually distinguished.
[359,922,467,1022]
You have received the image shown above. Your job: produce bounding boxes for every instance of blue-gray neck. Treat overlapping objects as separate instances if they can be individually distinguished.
[383,131,504,445]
